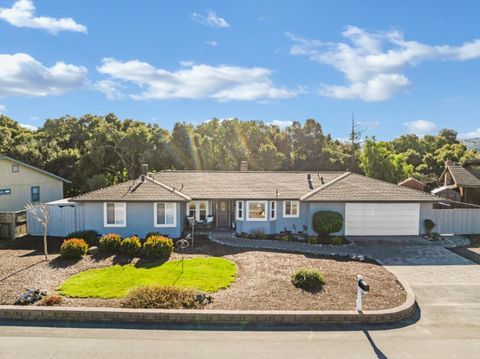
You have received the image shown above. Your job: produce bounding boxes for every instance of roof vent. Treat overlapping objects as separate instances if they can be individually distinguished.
[141,164,149,176]
[307,173,313,189]
[240,160,248,172]
[320,176,325,185]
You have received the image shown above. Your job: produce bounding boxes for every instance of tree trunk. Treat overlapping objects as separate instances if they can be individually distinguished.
[43,225,49,261]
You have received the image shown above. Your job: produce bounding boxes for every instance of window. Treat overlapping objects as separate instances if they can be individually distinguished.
[103,202,126,227]
[31,186,40,202]
[185,201,208,221]
[235,201,244,220]
[155,202,177,227]
[283,200,299,218]
[270,201,276,220]
[0,188,11,196]
[11,164,19,173]
[246,201,267,221]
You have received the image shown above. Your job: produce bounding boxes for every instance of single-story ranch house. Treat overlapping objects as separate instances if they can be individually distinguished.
[70,163,439,238]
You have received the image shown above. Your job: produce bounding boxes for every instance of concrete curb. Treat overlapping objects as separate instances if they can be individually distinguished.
[0,278,416,325]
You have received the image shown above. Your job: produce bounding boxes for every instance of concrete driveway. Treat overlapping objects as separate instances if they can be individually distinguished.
[1,236,480,358]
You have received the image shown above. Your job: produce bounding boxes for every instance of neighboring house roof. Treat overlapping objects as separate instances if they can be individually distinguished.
[72,176,191,202]
[398,177,426,191]
[444,165,480,188]
[151,170,345,199]
[73,170,440,203]
[301,173,438,202]
[0,155,71,183]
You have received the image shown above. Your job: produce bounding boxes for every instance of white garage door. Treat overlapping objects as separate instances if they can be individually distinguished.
[345,203,420,236]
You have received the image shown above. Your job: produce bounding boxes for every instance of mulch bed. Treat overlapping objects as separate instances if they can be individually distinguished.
[0,235,406,311]
[450,235,480,264]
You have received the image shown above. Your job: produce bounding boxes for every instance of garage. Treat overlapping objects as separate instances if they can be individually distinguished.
[345,203,420,236]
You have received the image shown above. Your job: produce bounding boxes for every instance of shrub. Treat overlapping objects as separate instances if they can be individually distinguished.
[307,236,318,245]
[121,286,211,309]
[145,232,164,240]
[240,232,248,239]
[99,233,122,253]
[431,232,441,241]
[60,238,89,259]
[143,235,174,259]
[65,230,99,246]
[121,236,142,257]
[424,219,436,235]
[291,268,326,292]
[331,236,343,245]
[250,228,265,239]
[37,294,63,306]
[312,211,343,236]
[280,235,289,242]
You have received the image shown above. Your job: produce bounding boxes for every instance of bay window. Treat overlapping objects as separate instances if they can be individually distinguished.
[246,201,267,221]
[155,202,177,227]
[283,200,299,218]
[104,202,126,227]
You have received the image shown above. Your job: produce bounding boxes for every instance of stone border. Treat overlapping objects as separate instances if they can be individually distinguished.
[0,276,416,325]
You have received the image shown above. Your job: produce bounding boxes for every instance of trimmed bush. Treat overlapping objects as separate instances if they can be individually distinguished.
[37,294,63,307]
[143,235,174,259]
[99,233,122,253]
[307,236,318,245]
[291,268,326,292]
[145,232,164,240]
[424,219,435,235]
[60,238,89,260]
[431,232,441,241]
[240,232,248,239]
[121,286,210,309]
[121,236,142,257]
[331,236,343,246]
[280,235,289,242]
[312,211,343,236]
[65,230,99,246]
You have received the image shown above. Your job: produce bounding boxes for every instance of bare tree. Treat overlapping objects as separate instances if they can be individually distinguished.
[25,203,51,261]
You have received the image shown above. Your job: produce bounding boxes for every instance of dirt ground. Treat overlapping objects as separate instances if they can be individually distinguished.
[451,235,480,264]
[0,235,406,311]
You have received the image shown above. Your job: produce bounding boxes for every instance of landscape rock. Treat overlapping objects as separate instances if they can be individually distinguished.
[14,289,46,305]
[88,246,99,254]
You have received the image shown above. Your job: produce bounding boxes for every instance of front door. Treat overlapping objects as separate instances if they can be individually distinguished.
[217,200,230,228]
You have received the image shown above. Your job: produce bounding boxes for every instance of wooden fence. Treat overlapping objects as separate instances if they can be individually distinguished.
[27,205,77,238]
[0,211,27,240]
[433,208,480,235]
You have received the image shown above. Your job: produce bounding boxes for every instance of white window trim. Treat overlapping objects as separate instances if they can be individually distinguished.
[235,200,244,220]
[103,202,127,228]
[185,200,209,221]
[270,201,277,220]
[283,200,300,218]
[155,202,177,228]
[246,200,268,221]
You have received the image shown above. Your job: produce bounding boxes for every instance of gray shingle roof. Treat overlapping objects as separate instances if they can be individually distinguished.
[302,173,438,202]
[150,171,345,199]
[72,170,440,203]
[447,165,480,188]
[72,176,190,202]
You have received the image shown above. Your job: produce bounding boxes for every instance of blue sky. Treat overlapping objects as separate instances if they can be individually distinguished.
[1,0,480,140]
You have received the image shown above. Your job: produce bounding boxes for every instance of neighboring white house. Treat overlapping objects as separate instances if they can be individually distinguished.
[0,155,71,211]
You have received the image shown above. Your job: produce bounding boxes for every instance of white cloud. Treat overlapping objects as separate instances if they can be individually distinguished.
[93,79,124,100]
[192,10,229,28]
[180,60,195,67]
[459,128,480,139]
[97,58,297,101]
[269,120,293,129]
[0,53,87,97]
[0,104,5,113]
[205,40,218,47]
[0,0,86,34]
[288,26,480,101]
[403,120,437,135]
[20,123,37,131]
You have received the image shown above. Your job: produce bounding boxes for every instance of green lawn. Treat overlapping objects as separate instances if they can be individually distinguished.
[58,257,237,298]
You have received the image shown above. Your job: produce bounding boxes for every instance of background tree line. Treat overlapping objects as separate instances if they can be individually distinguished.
[1,113,478,196]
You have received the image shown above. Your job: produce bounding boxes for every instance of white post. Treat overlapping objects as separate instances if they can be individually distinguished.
[356,274,363,312]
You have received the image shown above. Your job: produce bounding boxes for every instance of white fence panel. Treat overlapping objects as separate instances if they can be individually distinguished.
[27,205,77,237]
[433,209,480,235]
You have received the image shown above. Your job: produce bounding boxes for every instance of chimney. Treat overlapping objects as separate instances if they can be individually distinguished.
[240,160,248,172]
[445,159,453,167]
[140,164,148,182]
[307,174,313,189]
